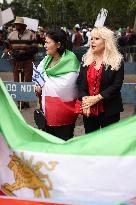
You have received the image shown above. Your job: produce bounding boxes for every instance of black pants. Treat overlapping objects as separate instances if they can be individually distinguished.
[83,113,120,134]
[45,123,75,141]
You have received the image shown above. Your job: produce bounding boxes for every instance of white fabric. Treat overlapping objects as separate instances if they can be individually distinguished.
[0,135,136,202]
[37,60,78,113]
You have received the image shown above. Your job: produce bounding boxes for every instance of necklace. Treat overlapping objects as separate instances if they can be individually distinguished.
[93,60,103,70]
[53,57,60,62]
[48,57,61,68]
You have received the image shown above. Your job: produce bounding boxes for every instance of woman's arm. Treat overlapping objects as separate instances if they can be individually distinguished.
[100,61,124,99]
[76,64,90,99]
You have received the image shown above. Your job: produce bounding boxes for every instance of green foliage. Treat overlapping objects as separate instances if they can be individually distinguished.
[0,0,136,28]
[129,0,136,11]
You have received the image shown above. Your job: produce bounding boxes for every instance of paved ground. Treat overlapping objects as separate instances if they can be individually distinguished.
[20,102,134,136]
[0,72,135,136]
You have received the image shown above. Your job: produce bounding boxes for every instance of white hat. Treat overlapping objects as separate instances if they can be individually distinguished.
[75,24,80,28]
[82,29,87,32]
[14,17,27,26]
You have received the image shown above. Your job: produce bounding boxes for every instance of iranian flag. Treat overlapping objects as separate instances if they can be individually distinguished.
[0,197,81,205]
[34,50,80,126]
[1,78,136,205]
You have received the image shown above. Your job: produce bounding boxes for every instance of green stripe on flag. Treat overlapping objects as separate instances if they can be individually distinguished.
[1,78,136,156]
[43,50,80,76]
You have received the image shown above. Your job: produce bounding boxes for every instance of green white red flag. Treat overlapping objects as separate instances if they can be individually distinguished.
[1,78,136,204]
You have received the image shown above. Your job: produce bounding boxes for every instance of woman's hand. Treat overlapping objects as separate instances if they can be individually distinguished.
[35,85,42,97]
[81,95,103,117]
[82,96,99,109]
[82,107,90,117]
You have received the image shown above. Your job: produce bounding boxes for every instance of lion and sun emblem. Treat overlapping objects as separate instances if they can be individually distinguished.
[1,153,58,198]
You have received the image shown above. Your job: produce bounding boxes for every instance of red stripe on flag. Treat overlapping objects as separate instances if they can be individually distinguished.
[0,197,79,205]
[45,96,77,126]
[127,196,136,204]
[0,190,6,196]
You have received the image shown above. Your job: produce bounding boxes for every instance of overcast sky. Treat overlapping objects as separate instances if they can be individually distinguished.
[0,0,12,3]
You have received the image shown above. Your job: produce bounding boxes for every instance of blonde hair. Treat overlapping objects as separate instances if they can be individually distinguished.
[83,27,123,70]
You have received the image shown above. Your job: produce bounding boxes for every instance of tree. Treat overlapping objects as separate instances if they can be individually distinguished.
[1,0,136,29]
[128,0,136,32]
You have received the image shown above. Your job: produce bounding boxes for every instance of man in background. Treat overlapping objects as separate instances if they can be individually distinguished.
[72,25,83,48]
[7,16,38,109]
[0,30,10,54]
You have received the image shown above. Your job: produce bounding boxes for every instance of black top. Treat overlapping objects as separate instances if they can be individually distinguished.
[77,61,124,117]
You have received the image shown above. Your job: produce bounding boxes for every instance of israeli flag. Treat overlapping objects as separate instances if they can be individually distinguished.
[32,63,46,88]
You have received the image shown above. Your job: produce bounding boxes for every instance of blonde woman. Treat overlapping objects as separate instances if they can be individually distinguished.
[75,27,124,133]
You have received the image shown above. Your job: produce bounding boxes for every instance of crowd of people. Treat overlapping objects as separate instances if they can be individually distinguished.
[2,21,136,49]
[1,16,135,139]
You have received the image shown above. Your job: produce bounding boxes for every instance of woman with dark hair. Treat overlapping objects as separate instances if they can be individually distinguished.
[33,29,80,140]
